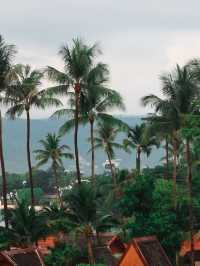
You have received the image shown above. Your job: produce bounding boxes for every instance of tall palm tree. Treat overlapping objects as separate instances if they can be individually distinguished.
[54,67,125,186]
[34,133,73,206]
[141,64,198,208]
[92,120,123,189]
[6,64,61,206]
[142,64,199,266]
[0,35,16,228]
[46,38,99,184]
[85,91,124,186]
[123,123,159,173]
[182,59,200,266]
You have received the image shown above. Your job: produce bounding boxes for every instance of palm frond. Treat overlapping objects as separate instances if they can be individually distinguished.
[51,108,75,119]
[45,66,70,84]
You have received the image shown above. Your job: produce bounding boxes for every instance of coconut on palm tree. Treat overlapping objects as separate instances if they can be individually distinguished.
[34,133,73,207]
[123,123,159,174]
[0,35,16,228]
[6,64,62,206]
[46,38,100,185]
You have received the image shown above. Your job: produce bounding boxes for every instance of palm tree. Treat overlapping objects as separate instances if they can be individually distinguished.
[6,64,61,206]
[142,64,199,266]
[85,91,124,186]
[123,123,159,173]
[142,64,198,208]
[34,133,73,207]
[64,183,115,264]
[0,199,50,248]
[46,38,99,184]
[144,115,174,179]
[92,120,123,189]
[0,35,16,228]
[55,68,125,186]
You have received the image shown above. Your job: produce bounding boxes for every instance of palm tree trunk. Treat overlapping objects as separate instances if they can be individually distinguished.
[0,111,8,229]
[186,139,195,266]
[165,136,169,179]
[26,109,34,206]
[136,145,141,174]
[172,130,177,209]
[87,235,95,264]
[74,83,81,184]
[90,119,95,187]
[53,163,63,208]
[107,152,117,189]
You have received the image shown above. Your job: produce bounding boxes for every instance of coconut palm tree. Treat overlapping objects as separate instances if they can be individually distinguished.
[141,64,198,207]
[123,123,159,173]
[0,35,16,228]
[34,133,73,207]
[46,38,99,185]
[92,120,123,189]
[83,90,125,186]
[54,64,125,186]
[144,115,175,179]
[6,64,62,206]
[64,183,115,264]
[0,199,49,248]
[142,64,200,266]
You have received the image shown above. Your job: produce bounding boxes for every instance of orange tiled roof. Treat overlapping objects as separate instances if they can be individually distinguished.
[180,235,200,257]
[38,235,57,255]
[107,235,127,255]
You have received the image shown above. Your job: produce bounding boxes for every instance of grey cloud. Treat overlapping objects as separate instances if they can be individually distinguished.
[1,0,200,116]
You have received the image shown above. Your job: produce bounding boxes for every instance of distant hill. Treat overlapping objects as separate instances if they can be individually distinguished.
[2,116,163,174]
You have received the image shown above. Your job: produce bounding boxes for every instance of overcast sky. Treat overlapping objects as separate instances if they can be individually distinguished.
[1,0,200,118]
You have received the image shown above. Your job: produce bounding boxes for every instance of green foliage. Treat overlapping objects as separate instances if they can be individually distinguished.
[17,187,44,204]
[0,169,75,196]
[64,183,116,231]
[0,35,16,92]
[77,264,106,266]
[6,64,61,119]
[0,200,50,248]
[117,168,130,182]
[43,203,74,234]
[3,37,200,266]
[0,173,24,192]
[117,174,197,264]
[117,174,154,217]
[34,133,73,169]
[93,120,123,159]
[45,242,86,266]
[123,123,159,155]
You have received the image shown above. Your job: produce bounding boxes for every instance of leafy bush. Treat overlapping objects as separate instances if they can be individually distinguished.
[117,175,195,264]
[17,187,44,204]
[45,243,87,266]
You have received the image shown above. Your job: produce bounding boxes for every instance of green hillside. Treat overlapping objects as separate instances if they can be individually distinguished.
[2,116,163,174]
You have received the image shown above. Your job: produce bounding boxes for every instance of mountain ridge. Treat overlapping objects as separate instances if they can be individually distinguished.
[2,116,163,174]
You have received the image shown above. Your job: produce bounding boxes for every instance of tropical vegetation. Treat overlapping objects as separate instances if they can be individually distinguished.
[0,34,200,266]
